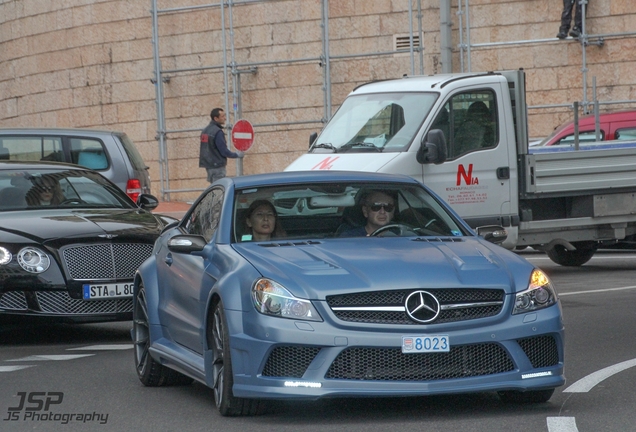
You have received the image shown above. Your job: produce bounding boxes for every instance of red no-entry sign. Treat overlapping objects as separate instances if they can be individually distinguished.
[231,120,254,152]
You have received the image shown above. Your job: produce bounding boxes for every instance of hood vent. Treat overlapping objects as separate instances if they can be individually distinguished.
[259,240,322,248]
[412,237,464,243]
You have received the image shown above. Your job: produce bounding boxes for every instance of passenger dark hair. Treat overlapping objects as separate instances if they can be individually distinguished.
[242,199,286,240]
[210,108,224,121]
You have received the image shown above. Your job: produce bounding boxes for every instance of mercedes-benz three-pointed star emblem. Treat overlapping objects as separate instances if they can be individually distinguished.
[405,290,440,323]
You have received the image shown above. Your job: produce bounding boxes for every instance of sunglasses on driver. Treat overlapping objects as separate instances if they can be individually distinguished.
[368,202,395,212]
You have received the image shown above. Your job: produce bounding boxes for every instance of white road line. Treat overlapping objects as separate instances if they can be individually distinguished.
[559,285,636,296]
[0,365,35,372]
[6,354,94,361]
[564,358,636,393]
[547,417,578,432]
[67,344,133,351]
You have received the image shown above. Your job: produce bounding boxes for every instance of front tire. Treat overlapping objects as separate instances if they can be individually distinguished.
[209,299,266,416]
[133,282,193,386]
[546,243,596,266]
[498,388,555,403]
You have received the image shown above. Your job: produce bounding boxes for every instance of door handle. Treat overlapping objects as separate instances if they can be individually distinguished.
[496,167,510,179]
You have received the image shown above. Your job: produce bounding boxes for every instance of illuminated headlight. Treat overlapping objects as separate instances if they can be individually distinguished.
[0,247,12,265]
[513,269,557,314]
[17,247,51,273]
[252,278,322,322]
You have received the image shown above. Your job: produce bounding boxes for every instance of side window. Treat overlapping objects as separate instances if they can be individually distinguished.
[70,138,109,170]
[434,90,498,159]
[555,130,604,145]
[0,136,63,161]
[615,128,636,141]
[185,188,224,241]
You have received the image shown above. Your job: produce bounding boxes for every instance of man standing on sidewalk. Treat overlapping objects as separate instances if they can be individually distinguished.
[199,107,243,184]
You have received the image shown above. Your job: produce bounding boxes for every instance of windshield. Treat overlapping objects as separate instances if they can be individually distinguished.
[232,181,467,243]
[313,92,438,153]
[0,168,135,211]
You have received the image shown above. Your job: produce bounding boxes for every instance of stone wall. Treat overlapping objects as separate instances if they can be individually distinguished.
[1,0,635,202]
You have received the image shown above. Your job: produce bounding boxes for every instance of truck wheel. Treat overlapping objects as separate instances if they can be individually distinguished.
[546,244,596,266]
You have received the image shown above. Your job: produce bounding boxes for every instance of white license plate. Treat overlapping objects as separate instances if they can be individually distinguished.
[402,335,450,353]
[83,283,134,300]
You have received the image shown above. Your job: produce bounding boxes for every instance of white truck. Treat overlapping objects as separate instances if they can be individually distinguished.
[286,70,636,266]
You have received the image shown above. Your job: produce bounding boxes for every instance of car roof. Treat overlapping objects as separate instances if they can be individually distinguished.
[227,170,421,189]
[0,160,88,171]
[554,110,636,131]
[0,128,124,137]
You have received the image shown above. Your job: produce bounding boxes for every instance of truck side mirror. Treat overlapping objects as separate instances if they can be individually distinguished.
[476,225,508,245]
[417,129,447,164]
[309,132,318,148]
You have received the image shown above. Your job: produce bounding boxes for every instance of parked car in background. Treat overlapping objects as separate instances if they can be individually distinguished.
[537,110,636,146]
[0,161,175,323]
[133,170,564,416]
[0,128,151,201]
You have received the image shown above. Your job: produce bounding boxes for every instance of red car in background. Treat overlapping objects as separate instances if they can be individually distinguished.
[538,110,636,146]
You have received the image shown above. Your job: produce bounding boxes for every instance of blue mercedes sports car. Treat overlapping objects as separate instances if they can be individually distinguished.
[133,171,564,416]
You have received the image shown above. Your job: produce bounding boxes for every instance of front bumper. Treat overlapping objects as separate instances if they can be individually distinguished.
[226,303,565,400]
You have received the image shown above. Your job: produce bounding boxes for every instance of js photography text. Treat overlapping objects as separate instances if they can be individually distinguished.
[4,392,108,425]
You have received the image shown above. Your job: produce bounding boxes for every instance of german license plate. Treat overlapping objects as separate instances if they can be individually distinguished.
[83,283,134,300]
[402,335,450,353]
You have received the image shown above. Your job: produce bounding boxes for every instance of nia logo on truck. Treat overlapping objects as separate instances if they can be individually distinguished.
[312,156,340,170]
[457,164,479,186]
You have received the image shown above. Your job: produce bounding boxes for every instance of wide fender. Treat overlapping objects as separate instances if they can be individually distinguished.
[134,254,161,326]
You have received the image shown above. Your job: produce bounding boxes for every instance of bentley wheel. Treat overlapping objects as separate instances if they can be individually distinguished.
[210,299,266,416]
[133,281,193,386]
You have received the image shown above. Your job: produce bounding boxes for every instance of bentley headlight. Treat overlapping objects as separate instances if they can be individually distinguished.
[17,247,51,273]
[252,278,322,322]
[513,269,557,315]
[0,247,12,265]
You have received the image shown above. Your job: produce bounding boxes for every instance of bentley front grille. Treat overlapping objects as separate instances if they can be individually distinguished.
[0,291,28,310]
[62,243,153,280]
[262,346,321,378]
[36,291,133,315]
[517,335,560,368]
[325,343,514,381]
[327,288,505,325]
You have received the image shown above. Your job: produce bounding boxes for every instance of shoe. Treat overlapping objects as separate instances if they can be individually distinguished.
[556,31,567,39]
[569,28,581,38]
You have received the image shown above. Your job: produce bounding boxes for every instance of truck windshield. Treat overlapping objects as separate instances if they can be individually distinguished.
[313,92,438,153]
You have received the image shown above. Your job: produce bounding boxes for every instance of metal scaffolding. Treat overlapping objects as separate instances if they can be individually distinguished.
[150,0,426,200]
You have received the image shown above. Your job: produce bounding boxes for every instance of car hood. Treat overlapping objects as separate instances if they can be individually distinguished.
[233,237,533,299]
[285,153,400,172]
[0,209,164,243]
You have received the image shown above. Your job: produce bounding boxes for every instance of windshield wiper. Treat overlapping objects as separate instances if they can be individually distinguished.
[338,142,383,153]
[310,142,337,152]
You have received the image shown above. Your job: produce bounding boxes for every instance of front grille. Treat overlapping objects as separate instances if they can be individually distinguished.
[327,289,504,325]
[326,343,514,381]
[517,335,560,368]
[0,291,28,310]
[36,291,133,315]
[62,243,153,280]
[262,346,321,378]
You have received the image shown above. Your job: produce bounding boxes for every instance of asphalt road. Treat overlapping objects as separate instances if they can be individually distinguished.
[1,250,635,432]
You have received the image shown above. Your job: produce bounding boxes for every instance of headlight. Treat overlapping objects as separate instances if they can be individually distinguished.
[513,269,557,315]
[252,278,322,322]
[0,247,12,265]
[17,247,51,273]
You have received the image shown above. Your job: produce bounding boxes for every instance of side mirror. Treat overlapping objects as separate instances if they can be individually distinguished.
[309,132,318,148]
[417,129,447,165]
[476,225,508,244]
[167,235,207,254]
[136,194,159,211]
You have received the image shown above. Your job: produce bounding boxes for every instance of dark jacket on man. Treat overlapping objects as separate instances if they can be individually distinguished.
[199,121,239,168]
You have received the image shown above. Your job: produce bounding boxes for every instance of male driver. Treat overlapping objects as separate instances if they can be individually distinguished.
[199,108,243,184]
[340,190,396,236]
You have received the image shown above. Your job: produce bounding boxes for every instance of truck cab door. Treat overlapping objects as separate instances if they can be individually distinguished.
[421,84,518,243]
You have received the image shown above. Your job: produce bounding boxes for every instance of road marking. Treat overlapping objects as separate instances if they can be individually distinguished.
[547,417,578,432]
[7,354,95,361]
[559,285,636,296]
[564,358,636,393]
[67,344,133,351]
[0,365,35,372]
